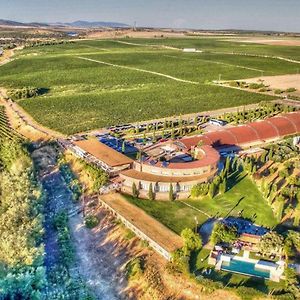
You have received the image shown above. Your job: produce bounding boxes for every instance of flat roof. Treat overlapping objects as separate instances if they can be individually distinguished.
[144,145,220,170]
[120,168,216,183]
[100,193,183,253]
[74,139,133,167]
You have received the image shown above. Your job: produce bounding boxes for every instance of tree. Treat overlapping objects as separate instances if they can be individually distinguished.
[136,151,141,161]
[152,131,157,143]
[258,232,284,256]
[181,228,202,256]
[122,141,126,153]
[190,183,208,198]
[171,127,175,139]
[219,179,227,194]
[210,223,238,245]
[208,182,216,198]
[276,196,285,222]
[224,156,231,173]
[194,116,198,126]
[132,182,139,198]
[148,183,154,200]
[169,184,175,201]
[163,119,167,130]
[293,203,300,227]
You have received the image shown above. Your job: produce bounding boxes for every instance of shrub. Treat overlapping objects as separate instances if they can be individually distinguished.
[124,229,136,240]
[229,81,239,87]
[286,88,296,93]
[84,215,99,229]
[274,89,283,94]
[125,258,144,280]
[249,83,264,89]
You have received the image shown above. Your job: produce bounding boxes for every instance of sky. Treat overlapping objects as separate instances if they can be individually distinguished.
[1,0,300,32]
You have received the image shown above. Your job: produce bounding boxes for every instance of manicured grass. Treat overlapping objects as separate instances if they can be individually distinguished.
[3,38,299,134]
[185,172,277,228]
[125,195,208,235]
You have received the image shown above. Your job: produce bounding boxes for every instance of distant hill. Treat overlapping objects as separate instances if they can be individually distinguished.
[0,19,48,27]
[63,20,130,28]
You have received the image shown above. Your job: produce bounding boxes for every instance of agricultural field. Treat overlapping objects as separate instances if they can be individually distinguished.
[0,37,299,134]
[0,105,21,140]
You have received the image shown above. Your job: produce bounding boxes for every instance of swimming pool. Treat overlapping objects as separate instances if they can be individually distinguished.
[221,258,270,279]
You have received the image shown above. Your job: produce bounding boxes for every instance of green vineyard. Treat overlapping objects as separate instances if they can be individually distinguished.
[0,105,21,140]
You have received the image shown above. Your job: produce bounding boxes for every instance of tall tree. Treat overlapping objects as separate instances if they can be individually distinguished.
[148,183,154,200]
[132,182,139,198]
[169,184,174,201]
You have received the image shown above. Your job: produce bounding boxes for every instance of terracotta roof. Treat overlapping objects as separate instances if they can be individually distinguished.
[120,168,216,183]
[74,139,133,167]
[180,111,300,149]
[267,116,298,136]
[282,112,300,131]
[247,121,278,141]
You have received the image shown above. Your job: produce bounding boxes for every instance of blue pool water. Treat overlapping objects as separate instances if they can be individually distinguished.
[221,259,270,279]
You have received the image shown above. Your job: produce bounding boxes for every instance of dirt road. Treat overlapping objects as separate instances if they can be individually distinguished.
[33,145,134,299]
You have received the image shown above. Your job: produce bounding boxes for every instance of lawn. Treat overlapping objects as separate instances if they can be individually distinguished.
[125,195,208,235]
[125,172,277,237]
[184,172,277,228]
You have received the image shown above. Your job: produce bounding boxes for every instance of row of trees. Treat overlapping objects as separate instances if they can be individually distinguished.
[191,156,239,199]
[221,102,295,125]
[132,182,175,201]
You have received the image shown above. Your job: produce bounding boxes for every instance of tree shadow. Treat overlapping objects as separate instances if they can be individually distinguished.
[38,87,50,96]
[224,196,245,219]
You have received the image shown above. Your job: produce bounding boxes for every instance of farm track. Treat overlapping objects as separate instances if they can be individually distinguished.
[78,56,200,85]
[164,54,264,73]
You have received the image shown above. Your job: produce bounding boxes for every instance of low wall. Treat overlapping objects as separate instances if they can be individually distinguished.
[98,197,177,260]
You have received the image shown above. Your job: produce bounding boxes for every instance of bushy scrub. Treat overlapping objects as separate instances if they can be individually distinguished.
[0,139,46,298]
[7,86,44,100]
[54,212,74,268]
[125,257,144,280]
[84,215,99,229]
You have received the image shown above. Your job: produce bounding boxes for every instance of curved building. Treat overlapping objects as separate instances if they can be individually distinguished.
[120,144,220,200]
[120,111,300,200]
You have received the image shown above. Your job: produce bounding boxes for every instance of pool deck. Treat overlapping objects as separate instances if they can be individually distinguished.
[214,253,284,282]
